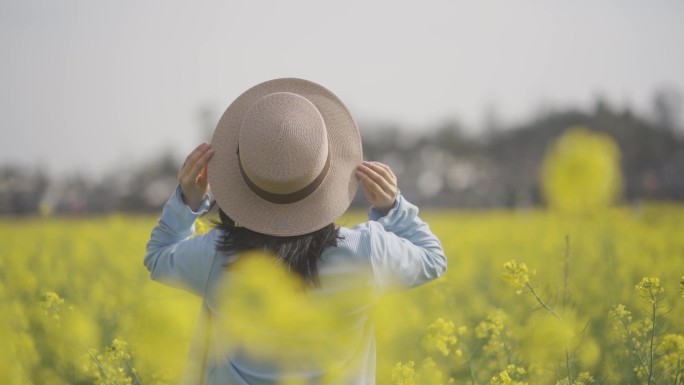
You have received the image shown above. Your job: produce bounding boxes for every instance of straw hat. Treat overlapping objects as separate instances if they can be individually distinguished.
[207,78,363,236]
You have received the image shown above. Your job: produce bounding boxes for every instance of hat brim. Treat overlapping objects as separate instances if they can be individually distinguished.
[208,78,363,236]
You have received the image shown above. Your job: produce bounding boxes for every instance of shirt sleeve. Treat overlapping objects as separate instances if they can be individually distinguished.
[143,186,219,297]
[362,194,447,292]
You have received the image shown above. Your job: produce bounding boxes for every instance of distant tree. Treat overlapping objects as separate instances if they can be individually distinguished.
[652,87,683,134]
[0,167,49,215]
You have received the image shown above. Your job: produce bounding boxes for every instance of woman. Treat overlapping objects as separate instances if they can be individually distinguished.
[144,78,447,384]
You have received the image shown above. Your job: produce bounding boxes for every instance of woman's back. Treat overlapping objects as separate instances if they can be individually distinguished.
[146,192,445,384]
[145,78,446,384]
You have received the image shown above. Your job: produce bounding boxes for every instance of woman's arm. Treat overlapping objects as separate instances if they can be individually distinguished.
[356,161,447,291]
[144,187,217,296]
[143,143,218,297]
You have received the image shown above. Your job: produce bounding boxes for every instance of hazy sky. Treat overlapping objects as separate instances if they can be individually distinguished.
[2,0,683,176]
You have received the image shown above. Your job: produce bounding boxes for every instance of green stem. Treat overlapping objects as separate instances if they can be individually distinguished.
[616,312,650,380]
[566,349,574,384]
[526,282,561,320]
[563,235,570,308]
[126,358,143,385]
[562,235,573,382]
[526,281,572,381]
[463,346,481,385]
[86,349,121,385]
[647,291,657,385]
[499,324,513,367]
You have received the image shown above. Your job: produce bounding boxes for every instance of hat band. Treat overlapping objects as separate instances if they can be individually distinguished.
[238,148,331,204]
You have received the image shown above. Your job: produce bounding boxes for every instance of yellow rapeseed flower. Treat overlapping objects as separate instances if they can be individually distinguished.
[556,372,594,385]
[490,365,528,385]
[391,361,416,385]
[425,318,458,356]
[85,338,137,385]
[40,291,65,320]
[541,126,622,214]
[476,309,511,363]
[502,260,536,294]
[658,333,684,382]
[417,357,450,385]
[610,304,632,322]
[636,277,664,300]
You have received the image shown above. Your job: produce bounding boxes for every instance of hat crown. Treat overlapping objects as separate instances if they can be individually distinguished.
[238,92,329,195]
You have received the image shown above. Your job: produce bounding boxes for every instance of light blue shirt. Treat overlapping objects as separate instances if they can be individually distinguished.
[144,187,447,385]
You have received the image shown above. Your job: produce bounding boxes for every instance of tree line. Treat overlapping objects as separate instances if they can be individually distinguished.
[2,90,682,215]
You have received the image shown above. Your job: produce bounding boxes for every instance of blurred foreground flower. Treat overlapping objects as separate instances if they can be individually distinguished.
[217,252,374,375]
[541,127,622,214]
[193,218,210,236]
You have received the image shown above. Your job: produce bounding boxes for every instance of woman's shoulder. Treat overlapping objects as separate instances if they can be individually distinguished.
[338,220,386,236]
[319,225,377,279]
[332,222,387,254]
[337,222,371,240]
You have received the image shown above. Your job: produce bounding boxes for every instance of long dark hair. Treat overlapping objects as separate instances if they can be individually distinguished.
[214,208,341,287]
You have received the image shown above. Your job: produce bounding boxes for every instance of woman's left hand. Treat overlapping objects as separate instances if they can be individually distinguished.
[179,142,214,211]
[357,161,398,216]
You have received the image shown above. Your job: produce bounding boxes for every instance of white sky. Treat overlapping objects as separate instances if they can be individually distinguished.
[2,0,683,177]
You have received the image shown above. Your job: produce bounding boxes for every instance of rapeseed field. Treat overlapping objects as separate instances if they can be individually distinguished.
[1,128,683,384]
[2,203,683,384]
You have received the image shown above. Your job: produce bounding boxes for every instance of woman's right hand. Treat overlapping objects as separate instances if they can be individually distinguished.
[178,142,214,211]
[356,161,398,216]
